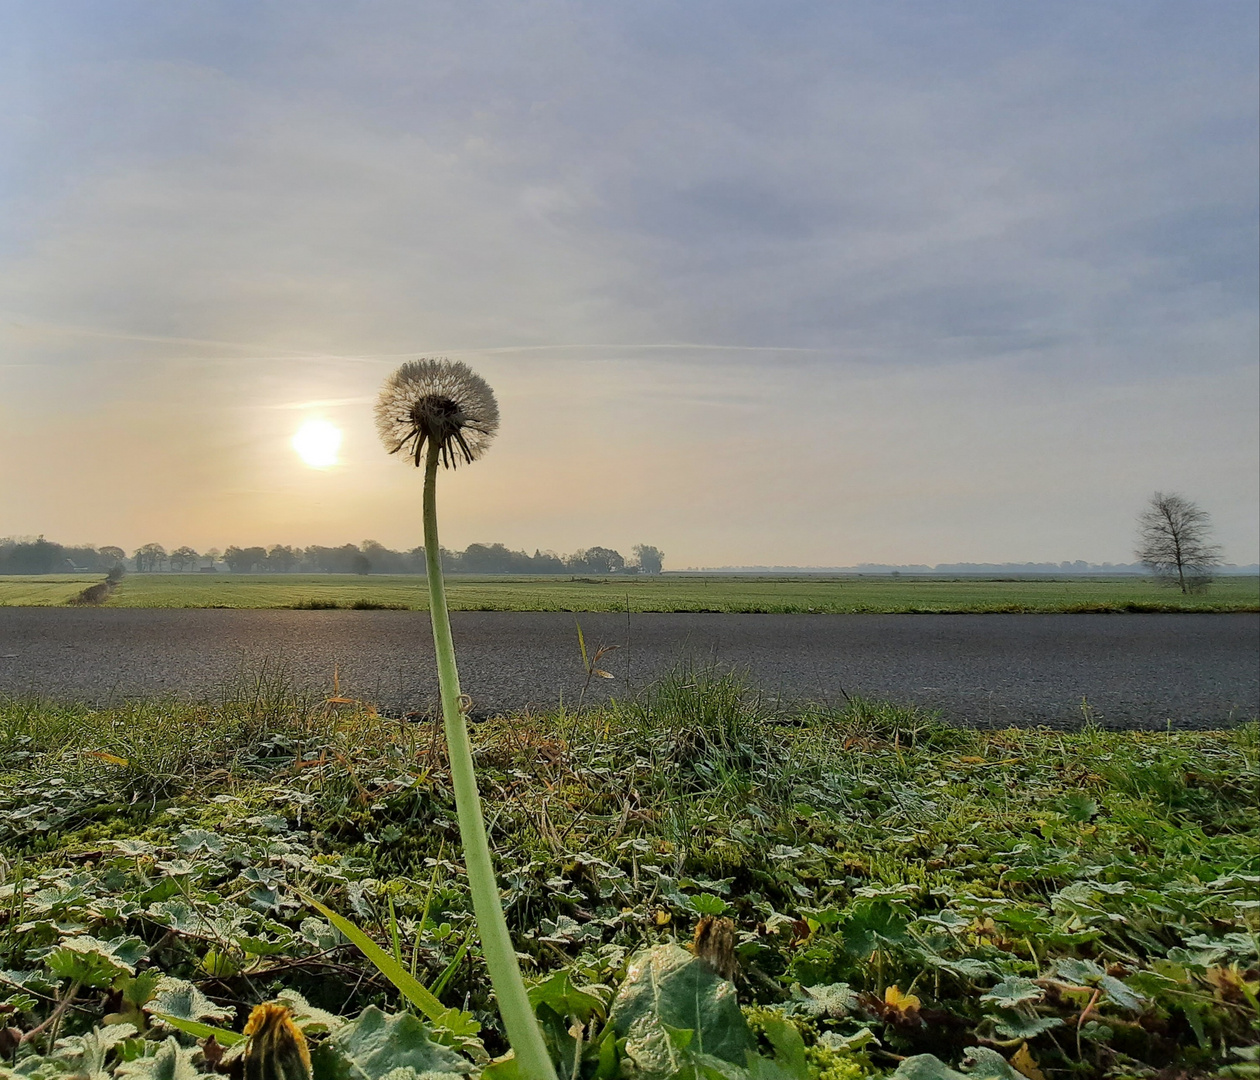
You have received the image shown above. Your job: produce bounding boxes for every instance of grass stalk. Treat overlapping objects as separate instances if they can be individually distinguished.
[422,441,557,1080]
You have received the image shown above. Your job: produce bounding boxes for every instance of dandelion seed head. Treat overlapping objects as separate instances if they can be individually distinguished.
[375,357,499,468]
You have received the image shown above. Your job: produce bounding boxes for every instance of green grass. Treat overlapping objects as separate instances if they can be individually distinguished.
[1,672,1257,1078]
[2,572,1258,612]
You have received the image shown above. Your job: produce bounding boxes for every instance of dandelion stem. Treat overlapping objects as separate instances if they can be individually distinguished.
[422,440,557,1080]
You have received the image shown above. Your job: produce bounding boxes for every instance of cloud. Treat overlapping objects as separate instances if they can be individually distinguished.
[1,1,1256,562]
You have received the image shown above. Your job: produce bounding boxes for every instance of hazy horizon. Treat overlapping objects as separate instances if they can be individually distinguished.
[4,2,1257,567]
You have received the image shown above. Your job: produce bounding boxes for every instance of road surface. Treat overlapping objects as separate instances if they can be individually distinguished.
[0,609,1256,728]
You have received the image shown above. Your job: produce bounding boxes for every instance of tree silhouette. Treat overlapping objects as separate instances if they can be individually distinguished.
[1135,492,1222,593]
[134,543,167,572]
[169,546,199,572]
[632,544,665,574]
[568,546,625,574]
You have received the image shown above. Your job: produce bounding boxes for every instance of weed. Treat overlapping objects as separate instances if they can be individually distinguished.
[1,684,1256,1079]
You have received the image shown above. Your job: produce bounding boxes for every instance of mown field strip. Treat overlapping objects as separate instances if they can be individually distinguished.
[2,572,1258,612]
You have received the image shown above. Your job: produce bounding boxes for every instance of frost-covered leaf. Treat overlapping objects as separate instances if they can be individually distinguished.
[53,1023,138,1080]
[45,936,146,987]
[790,982,858,1019]
[115,1037,204,1080]
[609,945,752,1080]
[146,901,209,936]
[892,1048,1024,1080]
[532,916,602,945]
[327,1007,468,1080]
[1052,959,1104,986]
[175,830,224,855]
[299,918,341,952]
[980,978,1043,1010]
[275,990,346,1036]
[817,1028,878,1053]
[1098,975,1146,1012]
[991,1013,1063,1040]
[891,1056,969,1080]
[146,977,236,1025]
[922,955,998,981]
[110,839,156,857]
[919,910,970,931]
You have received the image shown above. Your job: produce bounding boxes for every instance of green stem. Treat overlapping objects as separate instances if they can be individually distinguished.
[422,442,557,1080]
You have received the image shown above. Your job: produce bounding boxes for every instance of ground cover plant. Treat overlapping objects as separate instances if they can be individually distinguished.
[2,672,1256,1080]
[2,574,1257,613]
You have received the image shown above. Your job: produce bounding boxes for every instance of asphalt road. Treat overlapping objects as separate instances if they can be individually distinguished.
[0,609,1256,729]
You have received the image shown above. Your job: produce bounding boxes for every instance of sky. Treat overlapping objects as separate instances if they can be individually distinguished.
[2,1,1257,568]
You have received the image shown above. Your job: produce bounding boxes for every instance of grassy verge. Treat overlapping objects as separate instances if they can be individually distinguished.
[2,573,1258,612]
[1,675,1257,1079]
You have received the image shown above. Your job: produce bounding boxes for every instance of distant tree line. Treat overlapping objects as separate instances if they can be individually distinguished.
[0,537,665,575]
[0,537,128,574]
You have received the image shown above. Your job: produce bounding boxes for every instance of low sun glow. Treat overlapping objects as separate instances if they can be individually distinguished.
[292,419,342,468]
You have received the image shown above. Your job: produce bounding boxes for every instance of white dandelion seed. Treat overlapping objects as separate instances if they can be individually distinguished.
[375,357,500,468]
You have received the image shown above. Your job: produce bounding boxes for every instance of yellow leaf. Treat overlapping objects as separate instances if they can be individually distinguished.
[960,756,986,764]
[85,750,129,767]
[654,909,671,926]
[594,669,614,679]
[883,985,921,1011]
[1011,1043,1045,1080]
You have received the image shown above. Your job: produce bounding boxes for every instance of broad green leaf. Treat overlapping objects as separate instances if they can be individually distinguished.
[1060,794,1098,823]
[199,949,240,979]
[841,902,910,957]
[527,971,605,1024]
[609,945,752,1079]
[758,1017,807,1080]
[120,971,164,1009]
[328,1006,468,1080]
[688,894,730,917]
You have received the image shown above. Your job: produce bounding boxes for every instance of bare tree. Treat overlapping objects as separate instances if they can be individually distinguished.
[1135,492,1222,593]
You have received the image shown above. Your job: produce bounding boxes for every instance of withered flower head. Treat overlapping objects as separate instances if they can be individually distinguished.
[376,357,499,469]
[243,1003,312,1080]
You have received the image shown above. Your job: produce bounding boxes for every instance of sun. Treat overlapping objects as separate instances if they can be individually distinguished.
[292,419,342,468]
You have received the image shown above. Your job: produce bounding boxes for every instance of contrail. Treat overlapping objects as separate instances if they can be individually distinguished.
[4,316,830,364]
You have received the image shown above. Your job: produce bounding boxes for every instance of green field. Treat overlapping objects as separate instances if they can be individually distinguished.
[1,678,1256,1078]
[1,571,1258,613]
